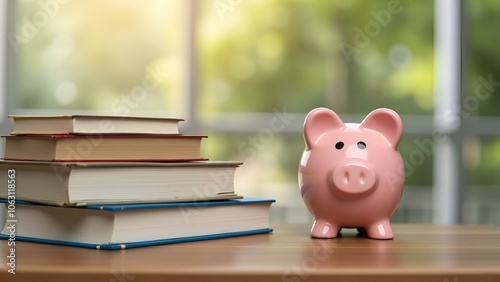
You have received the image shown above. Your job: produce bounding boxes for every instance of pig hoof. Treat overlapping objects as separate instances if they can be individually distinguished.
[366,222,394,240]
[310,220,339,238]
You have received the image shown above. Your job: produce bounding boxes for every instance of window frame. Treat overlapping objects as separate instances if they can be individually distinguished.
[0,1,12,136]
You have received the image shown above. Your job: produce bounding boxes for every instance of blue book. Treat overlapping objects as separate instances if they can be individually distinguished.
[0,198,274,250]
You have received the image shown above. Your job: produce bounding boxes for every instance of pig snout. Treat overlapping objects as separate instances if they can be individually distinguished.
[330,161,377,197]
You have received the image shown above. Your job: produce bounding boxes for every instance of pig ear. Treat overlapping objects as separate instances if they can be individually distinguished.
[303,108,345,149]
[360,108,403,148]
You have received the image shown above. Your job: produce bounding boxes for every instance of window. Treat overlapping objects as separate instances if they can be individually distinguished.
[1,0,500,226]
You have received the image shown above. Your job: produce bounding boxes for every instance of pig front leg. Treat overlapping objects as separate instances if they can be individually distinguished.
[310,219,341,238]
[365,219,394,239]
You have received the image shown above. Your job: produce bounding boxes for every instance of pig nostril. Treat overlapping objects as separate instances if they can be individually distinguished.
[344,171,349,185]
[357,141,366,149]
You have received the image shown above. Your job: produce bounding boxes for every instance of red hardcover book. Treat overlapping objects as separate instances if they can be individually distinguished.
[2,134,207,162]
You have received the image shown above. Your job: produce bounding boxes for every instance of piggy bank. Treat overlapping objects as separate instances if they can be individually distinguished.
[298,108,404,240]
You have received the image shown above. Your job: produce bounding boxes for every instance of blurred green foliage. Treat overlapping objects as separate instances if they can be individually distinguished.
[15,0,185,115]
[13,0,500,189]
[199,0,434,115]
[468,0,500,116]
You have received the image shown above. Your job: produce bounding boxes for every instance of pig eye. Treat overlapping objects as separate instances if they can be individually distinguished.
[335,142,344,150]
[357,141,366,149]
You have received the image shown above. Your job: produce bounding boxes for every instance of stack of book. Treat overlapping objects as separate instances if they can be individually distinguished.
[0,115,274,250]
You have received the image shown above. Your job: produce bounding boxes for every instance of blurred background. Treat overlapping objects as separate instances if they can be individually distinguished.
[0,0,499,225]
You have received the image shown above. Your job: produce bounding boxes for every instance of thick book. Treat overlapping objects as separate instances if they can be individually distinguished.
[8,114,183,135]
[2,134,206,162]
[0,198,275,250]
[0,160,242,206]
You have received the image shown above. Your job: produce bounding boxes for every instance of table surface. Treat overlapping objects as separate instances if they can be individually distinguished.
[1,224,500,282]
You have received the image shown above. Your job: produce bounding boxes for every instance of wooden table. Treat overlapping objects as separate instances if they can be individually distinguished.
[1,224,500,282]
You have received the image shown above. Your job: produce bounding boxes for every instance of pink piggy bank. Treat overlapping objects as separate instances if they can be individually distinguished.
[299,108,404,240]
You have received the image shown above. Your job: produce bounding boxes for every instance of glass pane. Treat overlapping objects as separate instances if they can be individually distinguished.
[202,131,307,222]
[466,0,500,117]
[197,0,435,223]
[202,132,303,190]
[400,135,434,186]
[463,137,500,225]
[15,0,185,115]
[198,0,434,116]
